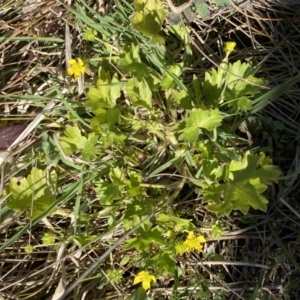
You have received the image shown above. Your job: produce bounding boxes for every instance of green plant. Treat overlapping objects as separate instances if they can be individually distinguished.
[1,0,285,299]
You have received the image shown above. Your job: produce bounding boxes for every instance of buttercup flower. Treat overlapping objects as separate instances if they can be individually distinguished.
[67,58,86,78]
[83,27,97,42]
[133,271,156,290]
[224,41,236,54]
[24,244,33,253]
[176,231,206,255]
[260,152,273,166]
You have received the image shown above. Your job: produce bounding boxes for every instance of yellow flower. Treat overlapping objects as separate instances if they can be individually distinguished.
[133,271,156,290]
[176,231,206,254]
[24,244,33,253]
[83,27,97,41]
[260,152,273,166]
[67,58,86,78]
[223,41,236,54]
[42,232,56,245]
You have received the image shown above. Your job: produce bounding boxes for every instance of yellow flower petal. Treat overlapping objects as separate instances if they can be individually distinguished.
[133,275,142,285]
[187,231,195,239]
[80,65,86,73]
[198,235,206,243]
[67,68,74,76]
[150,275,156,284]
[68,59,76,65]
[142,280,151,290]
[77,58,84,66]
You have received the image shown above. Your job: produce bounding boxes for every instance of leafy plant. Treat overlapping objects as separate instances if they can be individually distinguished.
[1,1,284,299]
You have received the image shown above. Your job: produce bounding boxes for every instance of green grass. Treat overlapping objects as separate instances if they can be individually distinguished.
[1,0,300,299]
